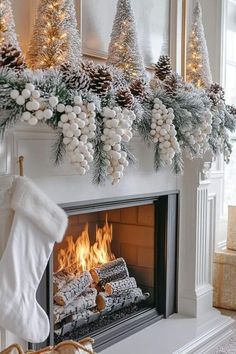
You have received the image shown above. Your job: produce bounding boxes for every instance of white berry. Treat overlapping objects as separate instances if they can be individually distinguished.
[16,96,25,105]
[43,109,53,119]
[22,89,31,99]
[49,96,59,108]
[25,83,35,92]
[10,90,19,100]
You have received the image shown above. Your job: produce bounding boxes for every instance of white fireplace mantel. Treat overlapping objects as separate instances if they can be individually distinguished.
[0,125,234,353]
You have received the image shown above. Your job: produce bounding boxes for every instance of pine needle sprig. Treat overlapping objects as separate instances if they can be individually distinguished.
[92,114,107,185]
[0,106,21,140]
[154,145,161,172]
[51,132,65,165]
[121,142,136,165]
[172,152,184,175]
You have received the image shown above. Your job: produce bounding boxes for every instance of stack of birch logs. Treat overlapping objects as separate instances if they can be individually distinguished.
[53,257,149,335]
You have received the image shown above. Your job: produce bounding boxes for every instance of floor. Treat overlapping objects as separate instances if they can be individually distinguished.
[212,310,236,353]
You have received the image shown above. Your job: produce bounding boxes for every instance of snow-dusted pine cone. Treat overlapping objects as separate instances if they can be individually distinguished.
[227,104,236,116]
[0,43,26,71]
[129,79,147,101]
[162,73,184,95]
[81,60,96,76]
[60,62,90,91]
[155,55,172,81]
[115,88,134,109]
[207,83,225,106]
[89,65,113,96]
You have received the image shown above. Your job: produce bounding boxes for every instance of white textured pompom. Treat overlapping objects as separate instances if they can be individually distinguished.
[28,116,38,126]
[48,96,58,108]
[73,106,81,114]
[31,100,40,111]
[57,103,65,113]
[43,109,53,120]
[25,83,35,92]
[22,111,31,121]
[26,101,33,111]
[35,110,44,120]
[10,89,20,100]
[22,89,31,99]
[31,90,41,99]
[65,105,72,113]
[68,112,76,120]
[16,96,25,106]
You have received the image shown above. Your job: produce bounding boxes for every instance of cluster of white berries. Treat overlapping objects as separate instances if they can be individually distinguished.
[101,106,136,184]
[10,83,58,126]
[58,96,96,175]
[180,109,212,160]
[150,98,180,166]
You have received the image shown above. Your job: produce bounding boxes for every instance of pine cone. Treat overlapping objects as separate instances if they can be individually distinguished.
[89,65,113,96]
[129,79,147,101]
[81,60,96,76]
[162,73,184,94]
[207,83,225,105]
[227,104,236,116]
[115,88,134,109]
[155,55,172,81]
[0,43,26,71]
[60,62,90,91]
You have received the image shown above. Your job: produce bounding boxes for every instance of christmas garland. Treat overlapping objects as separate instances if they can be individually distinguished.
[0,56,236,185]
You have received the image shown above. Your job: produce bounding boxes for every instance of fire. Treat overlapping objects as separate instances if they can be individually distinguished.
[56,215,115,274]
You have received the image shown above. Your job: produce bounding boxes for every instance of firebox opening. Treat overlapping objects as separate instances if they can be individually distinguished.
[43,193,178,352]
[53,204,156,343]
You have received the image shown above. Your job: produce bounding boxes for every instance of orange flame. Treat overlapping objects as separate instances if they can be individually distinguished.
[56,215,115,274]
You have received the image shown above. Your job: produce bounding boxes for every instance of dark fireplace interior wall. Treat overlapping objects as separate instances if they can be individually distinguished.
[54,205,155,301]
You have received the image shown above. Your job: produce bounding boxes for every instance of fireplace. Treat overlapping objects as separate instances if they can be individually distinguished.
[36,192,178,352]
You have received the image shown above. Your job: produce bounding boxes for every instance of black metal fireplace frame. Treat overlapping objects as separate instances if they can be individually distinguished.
[36,191,179,352]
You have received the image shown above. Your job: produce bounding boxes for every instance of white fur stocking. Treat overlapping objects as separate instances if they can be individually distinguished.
[0,177,68,343]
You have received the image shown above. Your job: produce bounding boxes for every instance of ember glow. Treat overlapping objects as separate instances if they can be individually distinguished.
[56,216,115,274]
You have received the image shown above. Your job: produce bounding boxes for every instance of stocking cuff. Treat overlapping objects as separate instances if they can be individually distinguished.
[11,177,68,243]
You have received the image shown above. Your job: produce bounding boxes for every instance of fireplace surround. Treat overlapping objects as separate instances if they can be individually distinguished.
[0,126,234,353]
[36,192,178,352]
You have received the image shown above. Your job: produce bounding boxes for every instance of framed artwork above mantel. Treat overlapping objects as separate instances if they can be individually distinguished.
[15,0,182,72]
[80,0,174,69]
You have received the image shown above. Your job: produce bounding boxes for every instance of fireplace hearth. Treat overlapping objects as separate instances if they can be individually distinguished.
[36,192,178,352]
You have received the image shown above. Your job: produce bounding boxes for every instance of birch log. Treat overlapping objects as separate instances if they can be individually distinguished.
[90,258,129,285]
[54,310,100,336]
[53,271,74,294]
[96,288,149,311]
[54,271,92,306]
[54,288,97,323]
[105,277,137,296]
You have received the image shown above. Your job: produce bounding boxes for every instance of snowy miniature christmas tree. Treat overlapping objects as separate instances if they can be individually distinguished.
[107,0,147,82]
[0,0,20,48]
[27,0,81,69]
[186,0,212,88]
